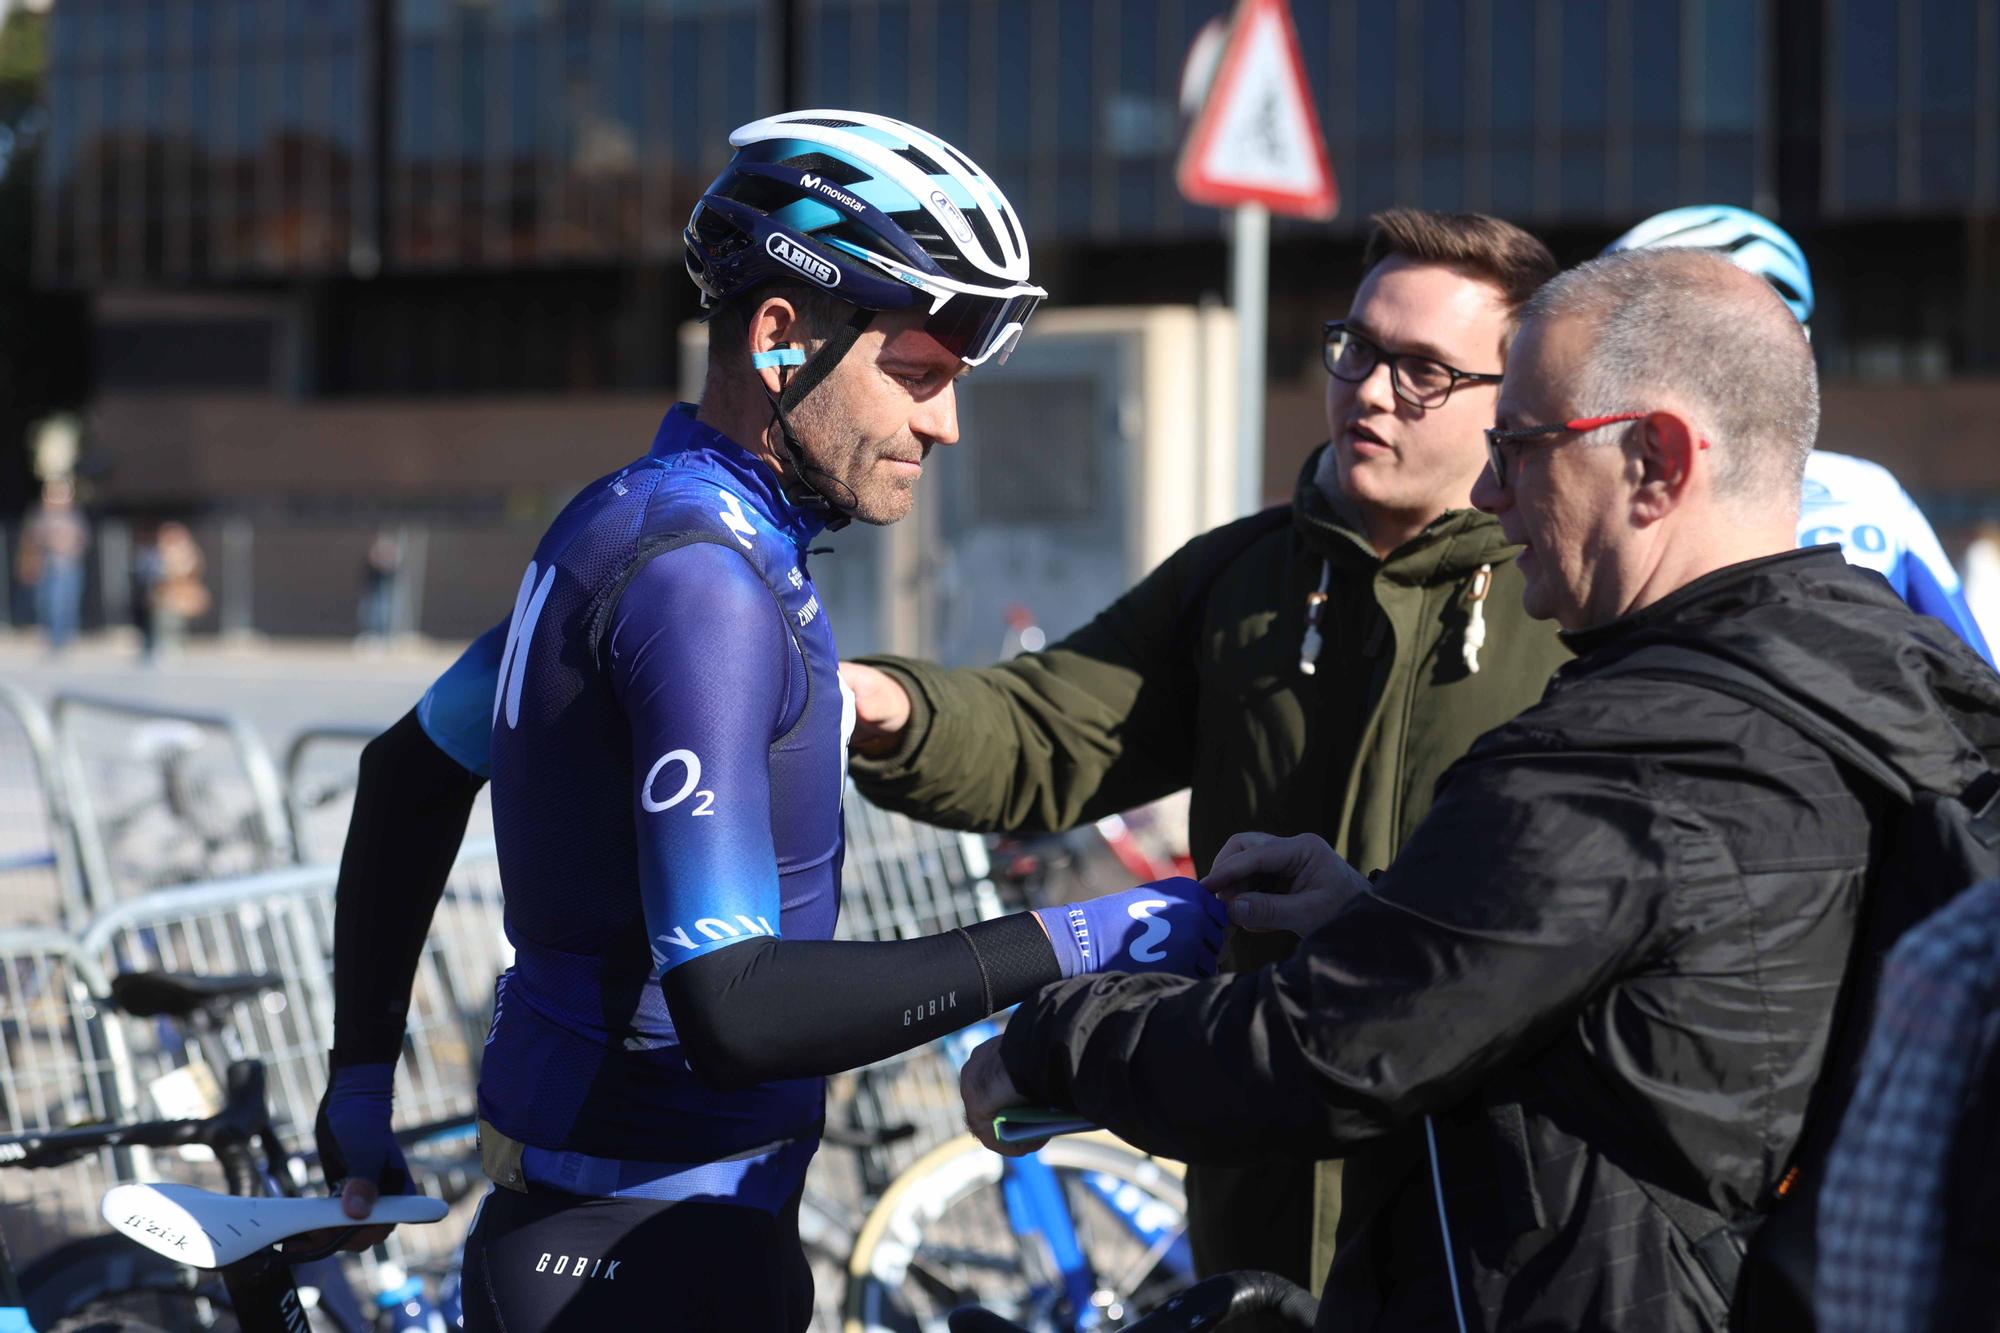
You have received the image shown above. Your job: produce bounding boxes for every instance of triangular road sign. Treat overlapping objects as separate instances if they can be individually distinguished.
[1177,0,1339,219]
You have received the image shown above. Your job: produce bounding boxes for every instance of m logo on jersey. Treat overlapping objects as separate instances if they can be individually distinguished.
[718,489,758,550]
[494,562,557,729]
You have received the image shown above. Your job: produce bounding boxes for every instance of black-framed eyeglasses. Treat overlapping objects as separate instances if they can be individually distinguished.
[1322,320,1504,409]
[1482,412,1709,487]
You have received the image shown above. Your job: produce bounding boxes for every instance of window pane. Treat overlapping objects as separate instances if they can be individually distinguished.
[1917,0,1975,205]
[1698,0,1756,131]
[876,3,911,121]
[1350,0,1397,219]
[1421,0,1466,209]
[1559,0,1606,215]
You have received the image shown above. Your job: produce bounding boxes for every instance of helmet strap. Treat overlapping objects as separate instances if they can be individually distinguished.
[747,305,875,530]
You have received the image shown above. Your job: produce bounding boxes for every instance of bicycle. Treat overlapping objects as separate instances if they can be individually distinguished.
[946,1270,1318,1333]
[0,971,468,1333]
[840,1019,1194,1333]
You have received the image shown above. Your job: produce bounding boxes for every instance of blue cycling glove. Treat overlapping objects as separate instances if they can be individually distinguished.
[1033,877,1227,980]
[313,1059,411,1197]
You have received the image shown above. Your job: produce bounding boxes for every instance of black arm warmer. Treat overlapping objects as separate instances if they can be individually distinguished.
[663,912,1060,1091]
[330,708,488,1065]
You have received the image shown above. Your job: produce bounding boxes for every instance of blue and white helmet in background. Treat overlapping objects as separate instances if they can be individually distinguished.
[1606,204,1995,666]
[1604,204,1815,325]
[685,109,1044,368]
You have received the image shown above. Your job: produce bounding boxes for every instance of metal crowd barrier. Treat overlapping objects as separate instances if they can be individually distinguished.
[0,704,1008,1280]
[284,721,497,870]
[0,926,130,1267]
[0,682,85,931]
[1,841,506,1272]
[282,723,381,865]
[69,841,506,1154]
[52,692,295,914]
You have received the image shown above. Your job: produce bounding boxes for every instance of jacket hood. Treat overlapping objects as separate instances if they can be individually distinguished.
[1290,442,1520,586]
[1565,546,2000,797]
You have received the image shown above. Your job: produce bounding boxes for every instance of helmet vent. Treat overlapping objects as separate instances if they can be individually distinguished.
[890,209,992,283]
[791,116,864,129]
[896,145,951,177]
[778,152,870,186]
[998,204,1024,255]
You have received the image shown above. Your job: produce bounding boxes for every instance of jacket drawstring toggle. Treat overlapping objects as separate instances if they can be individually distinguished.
[1300,558,1332,675]
[1462,564,1493,674]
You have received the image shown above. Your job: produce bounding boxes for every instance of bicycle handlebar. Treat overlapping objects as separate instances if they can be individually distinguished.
[0,1058,271,1173]
[946,1270,1318,1333]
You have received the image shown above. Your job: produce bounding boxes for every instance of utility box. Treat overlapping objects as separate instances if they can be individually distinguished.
[680,304,1240,665]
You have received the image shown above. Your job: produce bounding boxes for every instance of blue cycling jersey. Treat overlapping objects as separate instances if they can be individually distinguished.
[1798,451,1994,667]
[419,405,848,1206]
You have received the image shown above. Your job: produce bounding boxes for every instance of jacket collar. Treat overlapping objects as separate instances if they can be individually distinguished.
[1558,547,1833,659]
[1557,544,2000,796]
[1290,442,1521,586]
[647,404,826,551]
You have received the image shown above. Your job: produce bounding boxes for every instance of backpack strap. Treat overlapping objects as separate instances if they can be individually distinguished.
[1596,645,1915,802]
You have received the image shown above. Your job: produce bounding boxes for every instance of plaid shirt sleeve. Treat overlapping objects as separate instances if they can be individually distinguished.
[1816,879,2000,1333]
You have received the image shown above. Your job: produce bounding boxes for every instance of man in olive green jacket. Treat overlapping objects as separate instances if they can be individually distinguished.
[843,210,1574,1292]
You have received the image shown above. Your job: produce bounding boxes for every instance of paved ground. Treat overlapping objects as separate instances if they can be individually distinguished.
[0,629,467,748]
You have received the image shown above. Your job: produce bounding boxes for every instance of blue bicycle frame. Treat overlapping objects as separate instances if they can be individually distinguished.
[942,1019,1193,1331]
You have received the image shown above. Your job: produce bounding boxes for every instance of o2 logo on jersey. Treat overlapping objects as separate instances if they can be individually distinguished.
[494,562,558,729]
[1124,899,1172,964]
[642,748,715,817]
[717,489,758,550]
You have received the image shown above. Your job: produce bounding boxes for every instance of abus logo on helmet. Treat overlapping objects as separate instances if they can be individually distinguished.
[930,189,976,244]
[766,233,840,289]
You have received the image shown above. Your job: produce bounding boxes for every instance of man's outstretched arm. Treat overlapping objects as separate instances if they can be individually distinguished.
[318,625,498,1236]
[614,544,1227,1091]
[847,510,1288,834]
[984,759,1672,1163]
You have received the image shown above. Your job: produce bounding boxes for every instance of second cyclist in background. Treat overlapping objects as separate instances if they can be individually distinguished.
[1606,203,1995,666]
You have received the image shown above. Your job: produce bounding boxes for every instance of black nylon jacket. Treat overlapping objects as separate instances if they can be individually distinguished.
[1000,547,2000,1332]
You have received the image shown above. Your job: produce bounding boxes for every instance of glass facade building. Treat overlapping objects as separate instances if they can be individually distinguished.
[41,0,2000,287]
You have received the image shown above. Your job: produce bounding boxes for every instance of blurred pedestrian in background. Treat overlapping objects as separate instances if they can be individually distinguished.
[356,531,401,645]
[138,521,208,661]
[16,477,89,654]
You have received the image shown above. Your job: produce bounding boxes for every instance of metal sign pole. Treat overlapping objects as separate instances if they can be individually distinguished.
[1232,201,1270,515]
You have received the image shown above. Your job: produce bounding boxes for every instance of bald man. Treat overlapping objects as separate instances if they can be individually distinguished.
[960,250,2000,1332]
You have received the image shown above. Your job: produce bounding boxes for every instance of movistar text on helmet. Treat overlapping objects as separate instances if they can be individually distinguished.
[765,233,841,288]
[798,172,867,214]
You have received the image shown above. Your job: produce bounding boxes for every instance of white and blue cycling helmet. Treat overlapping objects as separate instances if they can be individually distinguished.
[684,109,1044,370]
[1603,204,1814,325]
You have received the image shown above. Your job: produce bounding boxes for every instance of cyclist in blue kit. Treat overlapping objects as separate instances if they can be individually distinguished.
[1606,204,1995,665]
[311,110,1225,1333]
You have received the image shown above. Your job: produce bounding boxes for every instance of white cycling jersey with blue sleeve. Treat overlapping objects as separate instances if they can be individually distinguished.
[1798,451,1993,667]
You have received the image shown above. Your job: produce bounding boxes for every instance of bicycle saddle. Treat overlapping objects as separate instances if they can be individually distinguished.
[102,1183,447,1268]
[110,970,280,1019]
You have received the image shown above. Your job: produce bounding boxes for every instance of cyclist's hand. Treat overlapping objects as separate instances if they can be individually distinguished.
[310,1059,412,1252]
[1203,832,1370,938]
[1033,876,1226,979]
[960,1037,1041,1157]
[839,661,911,758]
